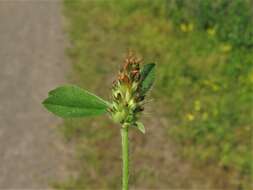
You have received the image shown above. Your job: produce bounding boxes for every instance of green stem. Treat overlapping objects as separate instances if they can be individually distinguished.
[121,125,129,190]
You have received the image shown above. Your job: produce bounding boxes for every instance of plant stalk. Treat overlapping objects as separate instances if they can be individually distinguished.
[121,125,129,190]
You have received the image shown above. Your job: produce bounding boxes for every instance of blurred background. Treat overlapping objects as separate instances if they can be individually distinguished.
[0,0,252,189]
[59,0,252,189]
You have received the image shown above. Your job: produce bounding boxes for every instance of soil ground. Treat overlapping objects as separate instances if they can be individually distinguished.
[0,1,69,189]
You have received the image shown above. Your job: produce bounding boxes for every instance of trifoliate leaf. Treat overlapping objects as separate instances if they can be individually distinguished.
[135,122,145,134]
[42,85,110,118]
[140,63,156,95]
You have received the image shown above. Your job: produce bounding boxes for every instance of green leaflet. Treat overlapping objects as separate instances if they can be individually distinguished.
[140,63,156,95]
[42,85,110,118]
[135,122,145,134]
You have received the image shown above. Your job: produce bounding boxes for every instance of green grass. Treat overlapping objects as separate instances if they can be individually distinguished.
[55,0,253,189]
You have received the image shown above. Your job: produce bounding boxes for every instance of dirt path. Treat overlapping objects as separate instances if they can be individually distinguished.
[0,1,69,189]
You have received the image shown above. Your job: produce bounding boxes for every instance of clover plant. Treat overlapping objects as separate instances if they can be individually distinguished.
[42,52,156,190]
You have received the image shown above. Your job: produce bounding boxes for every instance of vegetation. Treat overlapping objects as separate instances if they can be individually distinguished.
[55,0,252,189]
[43,57,155,190]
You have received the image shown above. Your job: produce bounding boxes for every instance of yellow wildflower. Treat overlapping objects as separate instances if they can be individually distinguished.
[180,23,187,32]
[207,28,216,36]
[220,44,232,53]
[186,113,195,121]
[249,71,253,83]
[194,100,201,111]
[180,23,194,32]
[188,23,194,32]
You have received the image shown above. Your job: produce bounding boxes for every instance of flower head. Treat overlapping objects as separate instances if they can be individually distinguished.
[110,52,155,128]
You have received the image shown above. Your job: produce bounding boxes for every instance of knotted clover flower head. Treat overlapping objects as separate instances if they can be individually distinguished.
[110,52,155,129]
[42,51,156,189]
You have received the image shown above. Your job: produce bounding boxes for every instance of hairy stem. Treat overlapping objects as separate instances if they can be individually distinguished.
[121,125,129,190]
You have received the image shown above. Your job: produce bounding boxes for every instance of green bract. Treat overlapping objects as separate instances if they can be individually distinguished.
[135,122,145,134]
[140,63,156,95]
[42,85,110,118]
